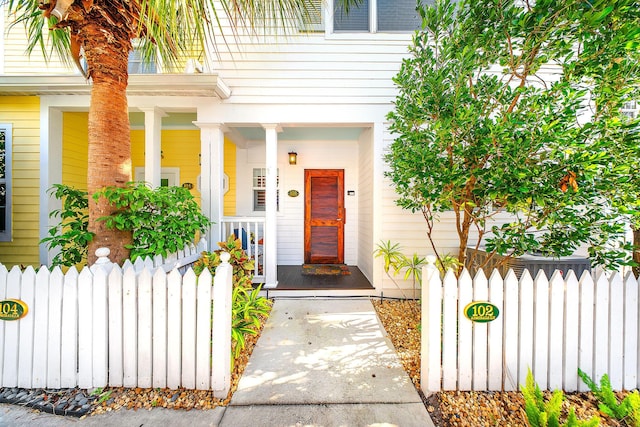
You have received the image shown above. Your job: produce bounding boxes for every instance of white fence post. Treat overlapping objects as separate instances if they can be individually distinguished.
[137,268,153,388]
[487,269,503,391]
[441,270,457,390]
[3,266,21,387]
[0,265,7,386]
[623,272,638,390]
[422,263,442,394]
[212,252,233,398]
[152,268,168,389]
[17,266,36,389]
[77,267,94,389]
[60,267,78,388]
[32,267,50,388]
[181,269,197,389]
[196,268,213,390]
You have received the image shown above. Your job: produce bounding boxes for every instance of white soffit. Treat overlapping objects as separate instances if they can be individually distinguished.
[0,73,231,98]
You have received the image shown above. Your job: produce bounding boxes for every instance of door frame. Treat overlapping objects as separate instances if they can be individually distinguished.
[304,169,345,264]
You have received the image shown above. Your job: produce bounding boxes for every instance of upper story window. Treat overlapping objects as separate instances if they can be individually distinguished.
[128,40,157,74]
[333,0,423,33]
[0,124,12,242]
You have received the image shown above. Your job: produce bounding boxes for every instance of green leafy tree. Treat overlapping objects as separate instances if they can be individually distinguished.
[386,0,640,272]
[7,0,359,264]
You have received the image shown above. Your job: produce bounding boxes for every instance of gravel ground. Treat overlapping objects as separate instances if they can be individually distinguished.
[371,299,630,427]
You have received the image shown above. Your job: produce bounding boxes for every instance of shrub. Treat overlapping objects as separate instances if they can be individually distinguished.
[94,182,210,261]
[41,184,94,268]
[578,369,640,426]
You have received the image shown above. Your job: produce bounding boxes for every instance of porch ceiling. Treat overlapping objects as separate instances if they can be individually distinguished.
[0,74,231,98]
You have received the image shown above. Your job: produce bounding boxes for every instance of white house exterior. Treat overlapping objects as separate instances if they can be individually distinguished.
[0,0,496,296]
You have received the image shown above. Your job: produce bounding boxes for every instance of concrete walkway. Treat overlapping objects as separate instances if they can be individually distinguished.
[218,298,435,427]
[0,298,435,427]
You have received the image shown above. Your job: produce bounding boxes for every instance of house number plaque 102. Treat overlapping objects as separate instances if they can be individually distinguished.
[464,301,499,323]
[0,299,28,321]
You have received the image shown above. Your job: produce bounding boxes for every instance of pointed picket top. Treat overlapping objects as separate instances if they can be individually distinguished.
[473,267,488,284]
[78,266,93,282]
[168,267,182,283]
[563,269,578,282]
[153,265,167,282]
[196,237,208,253]
[183,266,197,283]
[50,265,65,281]
[549,269,565,285]
[142,256,154,270]
[109,262,123,278]
[458,267,472,283]
[519,268,533,285]
[35,264,50,281]
[624,270,638,286]
[133,257,145,273]
[594,268,609,286]
[122,259,134,272]
[442,268,456,286]
[504,269,518,285]
[608,270,623,287]
[488,268,503,282]
[92,263,107,281]
[0,263,7,275]
[578,269,594,287]
[64,265,79,280]
[188,242,197,256]
[198,266,212,284]
[533,268,549,283]
[8,264,22,277]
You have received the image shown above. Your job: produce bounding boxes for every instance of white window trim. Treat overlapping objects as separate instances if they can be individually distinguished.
[0,124,13,242]
[325,0,418,39]
[134,167,180,187]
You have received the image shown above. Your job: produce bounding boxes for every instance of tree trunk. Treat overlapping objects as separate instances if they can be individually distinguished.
[83,20,133,264]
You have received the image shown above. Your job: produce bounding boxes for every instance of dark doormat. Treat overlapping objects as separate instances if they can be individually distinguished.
[301,264,351,276]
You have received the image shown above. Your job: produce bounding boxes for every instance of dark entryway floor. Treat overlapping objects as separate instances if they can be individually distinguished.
[275,265,373,290]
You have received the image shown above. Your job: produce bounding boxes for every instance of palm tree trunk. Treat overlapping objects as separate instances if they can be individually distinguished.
[84,22,133,264]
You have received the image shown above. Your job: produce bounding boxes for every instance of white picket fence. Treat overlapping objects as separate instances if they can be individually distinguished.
[421,266,639,394]
[124,237,208,274]
[0,252,233,398]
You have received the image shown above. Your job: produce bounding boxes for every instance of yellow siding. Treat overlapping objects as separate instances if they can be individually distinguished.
[0,96,41,268]
[62,112,89,190]
[224,139,236,216]
[3,11,77,75]
[131,129,201,204]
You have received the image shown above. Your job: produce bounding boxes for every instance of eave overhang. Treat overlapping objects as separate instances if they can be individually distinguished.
[0,73,231,98]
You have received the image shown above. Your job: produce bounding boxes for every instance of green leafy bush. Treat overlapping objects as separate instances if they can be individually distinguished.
[578,369,640,426]
[522,369,599,427]
[40,184,94,268]
[194,235,271,362]
[94,182,210,261]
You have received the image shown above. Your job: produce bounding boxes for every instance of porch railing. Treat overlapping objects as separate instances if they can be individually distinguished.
[220,217,265,283]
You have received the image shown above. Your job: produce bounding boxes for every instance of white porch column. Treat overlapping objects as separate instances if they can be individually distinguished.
[262,124,281,288]
[194,122,225,247]
[140,107,166,187]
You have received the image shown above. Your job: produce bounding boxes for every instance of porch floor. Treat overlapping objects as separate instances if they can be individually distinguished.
[273,265,373,290]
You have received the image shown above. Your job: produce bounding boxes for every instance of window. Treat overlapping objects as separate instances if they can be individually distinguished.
[253,168,279,211]
[333,0,423,33]
[299,0,325,32]
[128,40,157,74]
[0,124,12,241]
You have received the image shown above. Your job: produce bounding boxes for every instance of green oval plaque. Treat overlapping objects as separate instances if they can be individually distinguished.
[0,299,28,321]
[464,301,499,323]
[287,190,299,197]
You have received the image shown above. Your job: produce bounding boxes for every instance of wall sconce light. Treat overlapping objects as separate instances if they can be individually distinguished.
[288,151,298,165]
[182,182,194,190]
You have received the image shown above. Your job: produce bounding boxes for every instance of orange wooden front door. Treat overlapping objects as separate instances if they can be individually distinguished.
[304,169,345,264]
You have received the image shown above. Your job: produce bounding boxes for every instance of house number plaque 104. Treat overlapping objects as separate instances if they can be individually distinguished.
[0,299,28,321]
[464,301,499,323]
